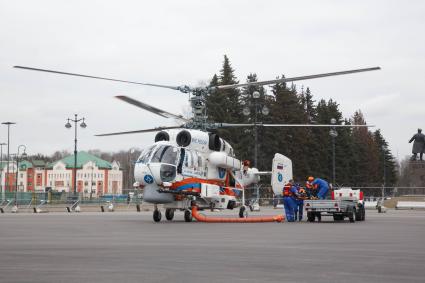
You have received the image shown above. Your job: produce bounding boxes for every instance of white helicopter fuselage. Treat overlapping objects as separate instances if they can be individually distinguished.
[133,129,293,213]
[133,129,261,210]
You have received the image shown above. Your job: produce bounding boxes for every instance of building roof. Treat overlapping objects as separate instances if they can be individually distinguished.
[47,151,114,169]
[19,160,33,170]
[0,160,33,170]
[32,160,46,167]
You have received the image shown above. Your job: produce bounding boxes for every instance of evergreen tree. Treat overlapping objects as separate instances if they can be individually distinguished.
[373,129,397,186]
[351,110,380,187]
[206,55,242,151]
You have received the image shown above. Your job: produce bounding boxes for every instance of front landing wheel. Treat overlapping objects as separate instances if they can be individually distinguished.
[153,210,162,222]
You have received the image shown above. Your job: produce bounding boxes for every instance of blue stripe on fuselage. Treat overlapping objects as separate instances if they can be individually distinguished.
[175,183,202,191]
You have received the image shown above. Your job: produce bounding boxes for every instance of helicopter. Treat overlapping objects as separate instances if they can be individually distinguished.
[14,64,379,222]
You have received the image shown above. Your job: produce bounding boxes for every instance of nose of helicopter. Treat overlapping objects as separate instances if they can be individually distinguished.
[143,183,174,204]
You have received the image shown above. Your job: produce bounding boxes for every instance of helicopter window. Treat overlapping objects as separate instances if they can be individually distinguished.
[151,145,178,165]
[199,156,204,168]
[137,146,155,164]
[191,151,198,169]
[184,150,192,168]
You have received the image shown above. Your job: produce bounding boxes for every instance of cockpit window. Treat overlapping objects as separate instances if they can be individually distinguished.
[137,146,155,164]
[150,145,178,165]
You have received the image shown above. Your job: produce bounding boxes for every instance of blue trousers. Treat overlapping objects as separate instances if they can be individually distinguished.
[294,201,303,221]
[317,186,329,200]
[283,197,297,222]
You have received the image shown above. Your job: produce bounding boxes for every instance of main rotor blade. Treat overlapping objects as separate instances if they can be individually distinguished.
[215,123,374,127]
[13,66,183,91]
[215,67,380,90]
[116,95,189,122]
[262,124,374,127]
[95,126,184,137]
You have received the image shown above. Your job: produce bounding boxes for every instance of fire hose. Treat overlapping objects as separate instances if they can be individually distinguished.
[191,206,284,223]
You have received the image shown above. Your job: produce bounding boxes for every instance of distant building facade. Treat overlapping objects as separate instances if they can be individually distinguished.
[0,152,123,197]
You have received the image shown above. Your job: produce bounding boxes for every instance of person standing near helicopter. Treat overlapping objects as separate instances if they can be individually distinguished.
[282,179,299,222]
[294,185,307,221]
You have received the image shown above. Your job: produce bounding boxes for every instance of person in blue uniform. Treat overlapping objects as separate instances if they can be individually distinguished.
[282,180,299,222]
[294,186,307,221]
[307,176,329,200]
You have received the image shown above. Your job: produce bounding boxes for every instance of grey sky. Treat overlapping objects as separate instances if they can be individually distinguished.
[1,0,424,160]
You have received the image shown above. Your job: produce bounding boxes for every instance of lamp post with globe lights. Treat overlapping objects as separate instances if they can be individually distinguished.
[65,114,87,196]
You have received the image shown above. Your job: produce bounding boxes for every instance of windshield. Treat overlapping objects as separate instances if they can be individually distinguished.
[137,146,155,164]
[150,145,178,165]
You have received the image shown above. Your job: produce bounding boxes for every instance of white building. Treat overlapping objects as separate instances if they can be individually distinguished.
[0,152,123,197]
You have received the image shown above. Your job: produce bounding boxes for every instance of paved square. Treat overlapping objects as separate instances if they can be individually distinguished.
[1,208,424,282]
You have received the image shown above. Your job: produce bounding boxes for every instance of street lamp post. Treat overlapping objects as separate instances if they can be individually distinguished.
[242,91,269,203]
[0,142,7,201]
[329,118,338,186]
[15,145,27,204]
[65,114,87,197]
[382,145,387,198]
[242,91,269,168]
[2,122,16,195]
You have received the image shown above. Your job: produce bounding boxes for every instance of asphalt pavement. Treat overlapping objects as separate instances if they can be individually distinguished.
[0,208,424,283]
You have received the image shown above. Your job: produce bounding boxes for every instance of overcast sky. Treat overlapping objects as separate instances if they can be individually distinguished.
[1,0,424,161]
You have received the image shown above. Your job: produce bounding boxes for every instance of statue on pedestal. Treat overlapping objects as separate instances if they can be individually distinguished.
[409,128,425,161]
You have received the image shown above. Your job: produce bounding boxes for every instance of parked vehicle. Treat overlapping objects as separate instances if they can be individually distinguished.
[304,188,365,223]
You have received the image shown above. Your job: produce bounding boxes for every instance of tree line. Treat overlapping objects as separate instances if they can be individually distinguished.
[206,55,397,190]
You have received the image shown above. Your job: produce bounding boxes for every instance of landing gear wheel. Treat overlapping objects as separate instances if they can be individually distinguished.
[165,208,174,221]
[239,206,248,218]
[349,209,355,223]
[153,210,162,222]
[307,212,315,222]
[184,209,192,222]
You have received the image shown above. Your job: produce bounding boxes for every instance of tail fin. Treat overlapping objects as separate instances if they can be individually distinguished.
[271,153,293,196]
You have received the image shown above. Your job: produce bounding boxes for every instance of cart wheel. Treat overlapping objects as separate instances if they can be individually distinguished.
[333,214,343,221]
[362,208,366,221]
[165,208,174,221]
[316,212,321,222]
[349,209,355,223]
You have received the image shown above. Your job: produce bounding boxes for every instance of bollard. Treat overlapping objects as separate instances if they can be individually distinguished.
[100,205,104,212]
[136,204,141,212]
